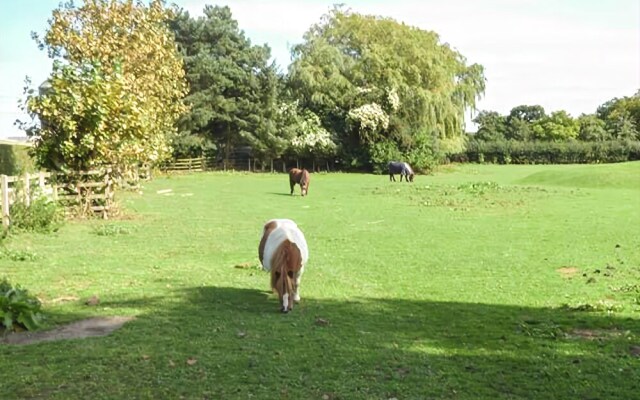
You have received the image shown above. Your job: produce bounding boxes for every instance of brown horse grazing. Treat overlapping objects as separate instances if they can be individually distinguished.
[258,219,309,313]
[289,168,310,196]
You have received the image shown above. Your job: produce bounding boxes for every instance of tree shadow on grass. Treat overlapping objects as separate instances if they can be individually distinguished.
[4,285,640,400]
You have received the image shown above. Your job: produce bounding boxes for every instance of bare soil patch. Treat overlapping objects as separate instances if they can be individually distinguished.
[567,328,625,340]
[1,316,134,345]
[557,266,579,277]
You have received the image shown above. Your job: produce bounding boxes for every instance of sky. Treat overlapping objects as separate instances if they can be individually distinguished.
[0,0,638,139]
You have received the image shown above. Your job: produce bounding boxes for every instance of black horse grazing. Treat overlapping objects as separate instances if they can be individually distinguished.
[388,161,415,182]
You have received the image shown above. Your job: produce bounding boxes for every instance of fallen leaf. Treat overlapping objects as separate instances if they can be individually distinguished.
[141,355,150,360]
[169,360,176,367]
[187,358,197,366]
[315,317,330,326]
[237,331,247,338]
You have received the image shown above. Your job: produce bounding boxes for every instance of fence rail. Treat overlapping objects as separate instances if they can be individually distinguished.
[161,156,298,173]
[1,170,114,228]
[1,172,53,227]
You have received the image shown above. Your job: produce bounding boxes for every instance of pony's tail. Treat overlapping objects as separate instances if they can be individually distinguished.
[270,240,297,295]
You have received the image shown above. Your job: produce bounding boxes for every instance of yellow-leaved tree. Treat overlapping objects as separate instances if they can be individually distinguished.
[20,0,188,173]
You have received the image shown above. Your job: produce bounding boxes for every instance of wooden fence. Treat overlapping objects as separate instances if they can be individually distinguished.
[1,172,53,227]
[161,157,211,172]
[1,169,114,228]
[54,169,114,220]
[160,156,291,173]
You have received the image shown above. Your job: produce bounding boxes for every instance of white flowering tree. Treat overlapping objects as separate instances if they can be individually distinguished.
[347,102,390,143]
[288,110,337,170]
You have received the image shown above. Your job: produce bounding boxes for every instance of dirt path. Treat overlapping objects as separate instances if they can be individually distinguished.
[1,316,135,345]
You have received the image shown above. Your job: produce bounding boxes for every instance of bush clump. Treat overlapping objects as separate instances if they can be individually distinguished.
[0,278,43,332]
[9,195,64,233]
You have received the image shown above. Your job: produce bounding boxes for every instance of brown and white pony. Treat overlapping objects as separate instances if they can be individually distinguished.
[258,219,309,313]
[289,168,310,196]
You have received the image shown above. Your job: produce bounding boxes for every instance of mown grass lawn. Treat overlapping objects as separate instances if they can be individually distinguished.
[1,162,640,399]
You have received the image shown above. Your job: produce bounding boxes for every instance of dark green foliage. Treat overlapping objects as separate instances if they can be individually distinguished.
[170,6,281,163]
[367,140,403,174]
[504,105,546,141]
[9,196,64,233]
[0,278,43,332]
[508,104,546,123]
[170,132,216,158]
[473,111,507,141]
[0,143,35,175]
[597,91,640,139]
[578,114,609,141]
[458,139,640,164]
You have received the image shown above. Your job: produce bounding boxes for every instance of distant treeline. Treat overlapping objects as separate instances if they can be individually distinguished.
[451,96,640,164]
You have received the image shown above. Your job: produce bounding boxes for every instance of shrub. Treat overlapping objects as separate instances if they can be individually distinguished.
[0,278,43,332]
[91,223,130,236]
[367,140,402,174]
[9,195,64,233]
[459,139,640,164]
[0,248,39,262]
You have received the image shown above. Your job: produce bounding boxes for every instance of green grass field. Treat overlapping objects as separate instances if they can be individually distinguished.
[1,162,639,399]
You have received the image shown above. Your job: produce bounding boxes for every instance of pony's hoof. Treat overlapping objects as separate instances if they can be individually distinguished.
[281,307,290,314]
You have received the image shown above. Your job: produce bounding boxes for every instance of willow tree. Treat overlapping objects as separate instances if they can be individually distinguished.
[287,7,485,169]
[21,0,188,173]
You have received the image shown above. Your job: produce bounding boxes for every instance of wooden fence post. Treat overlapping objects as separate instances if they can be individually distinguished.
[51,172,58,201]
[23,172,31,207]
[38,172,46,190]
[104,168,111,220]
[1,175,9,228]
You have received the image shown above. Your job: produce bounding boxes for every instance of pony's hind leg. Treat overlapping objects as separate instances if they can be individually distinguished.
[290,181,295,195]
[293,269,304,302]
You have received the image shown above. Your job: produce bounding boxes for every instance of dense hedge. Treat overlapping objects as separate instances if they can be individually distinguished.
[0,143,35,175]
[452,140,640,164]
